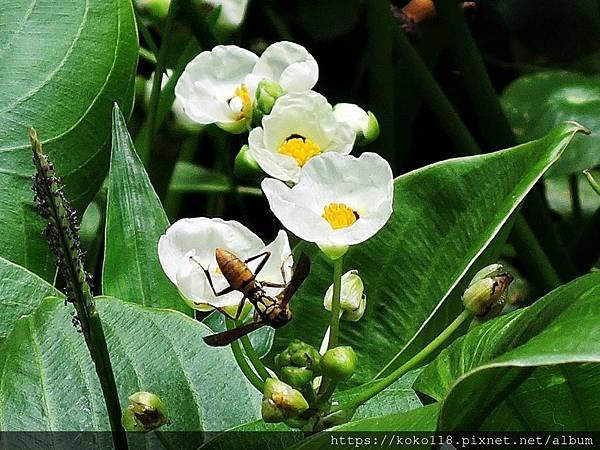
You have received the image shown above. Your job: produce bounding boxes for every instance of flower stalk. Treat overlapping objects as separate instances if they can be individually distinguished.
[225,318,264,392]
[331,310,472,414]
[240,334,271,381]
[583,170,600,196]
[327,256,344,349]
[30,129,128,450]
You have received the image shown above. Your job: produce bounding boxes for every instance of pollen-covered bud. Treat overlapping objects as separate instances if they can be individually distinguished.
[122,391,169,432]
[254,79,285,122]
[462,264,513,319]
[261,379,309,423]
[280,366,314,389]
[332,103,380,146]
[234,144,264,181]
[323,270,366,321]
[319,346,357,381]
[275,339,321,373]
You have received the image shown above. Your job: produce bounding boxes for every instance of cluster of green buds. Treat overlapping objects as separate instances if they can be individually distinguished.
[462,264,513,319]
[275,339,321,389]
[122,391,169,432]
[253,79,286,123]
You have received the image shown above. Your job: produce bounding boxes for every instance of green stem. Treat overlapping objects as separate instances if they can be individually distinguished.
[225,318,264,392]
[135,9,160,57]
[139,47,157,65]
[510,216,561,290]
[367,0,396,168]
[240,334,271,381]
[584,170,600,196]
[30,130,127,450]
[570,174,582,225]
[145,0,181,156]
[327,257,344,349]
[332,310,472,413]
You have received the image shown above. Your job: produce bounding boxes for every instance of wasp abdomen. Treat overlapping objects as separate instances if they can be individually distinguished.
[215,248,255,290]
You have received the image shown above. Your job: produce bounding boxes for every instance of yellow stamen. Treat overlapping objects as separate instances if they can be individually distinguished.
[232,84,252,120]
[278,137,321,167]
[322,203,359,230]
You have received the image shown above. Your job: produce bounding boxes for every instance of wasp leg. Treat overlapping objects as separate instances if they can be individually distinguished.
[190,256,236,297]
[243,251,271,277]
[234,297,247,321]
[261,281,287,288]
[258,253,292,288]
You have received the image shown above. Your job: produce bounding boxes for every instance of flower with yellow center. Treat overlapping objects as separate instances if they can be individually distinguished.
[175,42,319,134]
[249,91,355,183]
[158,218,293,312]
[261,152,393,257]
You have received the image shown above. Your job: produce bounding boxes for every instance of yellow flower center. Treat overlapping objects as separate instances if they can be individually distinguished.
[278,136,321,167]
[230,84,252,120]
[322,203,359,230]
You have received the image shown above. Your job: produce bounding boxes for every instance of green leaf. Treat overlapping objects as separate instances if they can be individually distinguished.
[291,404,440,448]
[502,71,600,176]
[201,420,302,450]
[203,312,275,358]
[272,123,586,385]
[0,0,138,281]
[0,296,260,446]
[414,272,600,430]
[0,257,60,341]
[169,162,231,193]
[103,105,191,315]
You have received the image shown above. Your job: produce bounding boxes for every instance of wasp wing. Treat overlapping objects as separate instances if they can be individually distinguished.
[203,320,266,347]
[280,252,311,307]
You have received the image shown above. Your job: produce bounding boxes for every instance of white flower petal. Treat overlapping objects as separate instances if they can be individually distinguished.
[175,45,258,126]
[204,0,249,29]
[252,41,318,92]
[323,270,366,321]
[262,152,394,247]
[248,127,301,182]
[254,230,293,297]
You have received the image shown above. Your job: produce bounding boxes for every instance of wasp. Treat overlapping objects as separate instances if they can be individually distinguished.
[196,248,311,347]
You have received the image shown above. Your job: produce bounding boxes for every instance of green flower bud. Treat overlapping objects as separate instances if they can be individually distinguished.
[275,340,321,372]
[280,366,314,389]
[234,144,264,181]
[135,0,170,22]
[320,346,357,381]
[254,79,285,120]
[121,391,169,432]
[261,379,309,423]
[332,103,380,146]
[462,264,513,319]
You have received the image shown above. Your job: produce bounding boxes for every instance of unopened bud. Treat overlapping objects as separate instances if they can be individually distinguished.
[261,379,309,423]
[323,270,366,321]
[332,103,379,146]
[254,79,285,119]
[121,391,169,432]
[319,346,357,381]
[275,340,321,373]
[280,366,314,389]
[234,144,264,181]
[462,264,513,319]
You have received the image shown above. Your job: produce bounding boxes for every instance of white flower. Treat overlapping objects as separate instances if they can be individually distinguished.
[332,103,379,146]
[203,0,249,30]
[175,45,258,134]
[323,270,366,321]
[175,42,318,134]
[249,41,318,93]
[261,152,393,257]
[249,91,356,183]
[158,218,292,312]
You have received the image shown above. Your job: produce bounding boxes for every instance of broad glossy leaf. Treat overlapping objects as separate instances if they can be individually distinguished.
[291,404,440,448]
[0,296,260,447]
[0,256,59,340]
[200,420,302,450]
[271,123,586,385]
[414,272,600,430]
[103,106,191,315]
[502,71,600,176]
[0,0,138,281]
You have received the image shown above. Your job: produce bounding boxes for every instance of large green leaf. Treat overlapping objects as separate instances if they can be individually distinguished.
[200,420,302,450]
[0,296,260,447]
[271,123,586,385]
[414,272,600,431]
[0,0,138,281]
[103,105,191,315]
[502,71,600,176]
[0,256,59,341]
